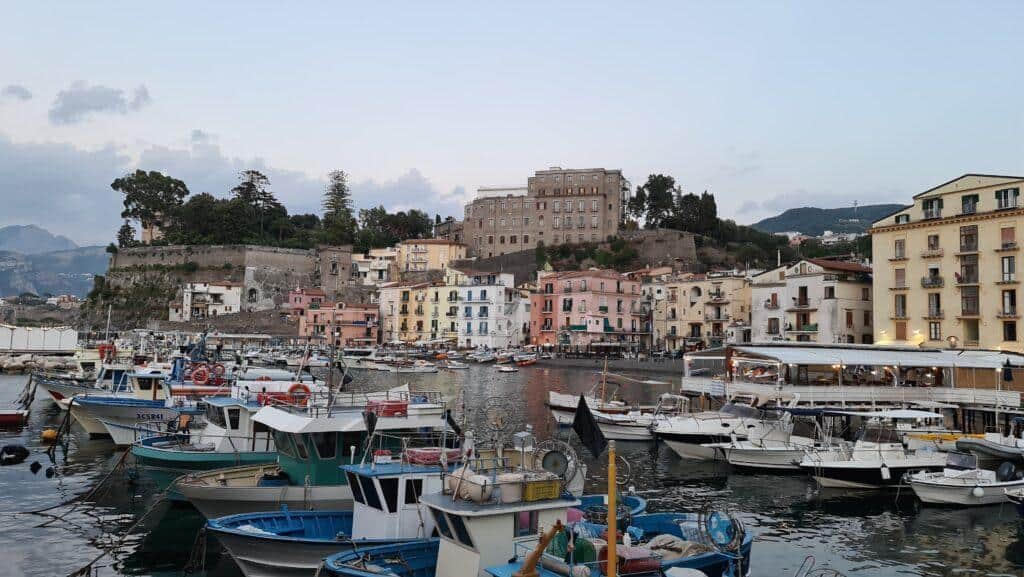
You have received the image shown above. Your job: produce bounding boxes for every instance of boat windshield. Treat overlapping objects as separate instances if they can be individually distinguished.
[859,426,901,444]
[945,451,977,470]
[720,403,760,419]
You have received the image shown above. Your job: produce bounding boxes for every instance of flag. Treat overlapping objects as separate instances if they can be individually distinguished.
[572,395,607,458]
[363,410,378,438]
[445,410,463,437]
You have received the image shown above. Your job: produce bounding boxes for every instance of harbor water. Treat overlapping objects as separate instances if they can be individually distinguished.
[1,366,1023,577]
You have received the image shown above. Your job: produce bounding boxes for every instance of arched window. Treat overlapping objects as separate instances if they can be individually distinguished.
[247,288,258,303]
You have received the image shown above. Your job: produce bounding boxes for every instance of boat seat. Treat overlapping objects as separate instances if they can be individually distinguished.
[274,522,306,536]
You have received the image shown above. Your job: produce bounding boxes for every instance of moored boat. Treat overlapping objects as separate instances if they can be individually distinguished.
[908,452,1024,506]
[800,423,946,489]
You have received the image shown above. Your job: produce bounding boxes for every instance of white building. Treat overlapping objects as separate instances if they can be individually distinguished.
[169,281,243,322]
[455,271,530,349]
[352,247,398,286]
[750,259,873,344]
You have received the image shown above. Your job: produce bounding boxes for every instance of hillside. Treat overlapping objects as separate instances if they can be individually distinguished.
[0,246,108,297]
[0,225,78,254]
[751,204,905,236]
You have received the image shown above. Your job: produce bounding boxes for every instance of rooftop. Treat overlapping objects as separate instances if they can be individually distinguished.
[805,258,872,274]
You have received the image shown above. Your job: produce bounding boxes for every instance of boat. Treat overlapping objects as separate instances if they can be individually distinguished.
[956,416,1024,468]
[572,493,647,521]
[494,351,514,364]
[1005,487,1024,515]
[799,423,946,489]
[208,450,454,577]
[654,402,791,461]
[720,415,842,471]
[69,370,189,441]
[908,452,1024,506]
[387,360,438,373]
[175,386,450,518]
[322,539,440,577]
[442,361,468,370]
[591,394,689,442]
[34,362,133,408]
[513,353,537,367]
[0,408,29,427]
[497,365,518,373]
[546,390,631,426]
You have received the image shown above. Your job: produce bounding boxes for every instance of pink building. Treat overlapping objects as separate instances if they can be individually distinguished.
[288,287,328,318]
[530,269,646,350]
[297,301,379,347]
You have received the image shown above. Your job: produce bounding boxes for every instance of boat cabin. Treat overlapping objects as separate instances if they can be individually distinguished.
[340,460,449,540]
[201,396,274,453]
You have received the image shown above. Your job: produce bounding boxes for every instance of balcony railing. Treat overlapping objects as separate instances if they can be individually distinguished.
[955,273,979,285]
[998,308,1019,318]
[998,200,1019,210]
[1000,274,1018,283]
[920,248,944,258]
[959,308,980,317]
[921,276,944,289]
[998,242,1020,252]
[787,323,818,332]
[962,203,977,215]
[958,243,979,254]
[923,208,942,219]
[923,309,944,319]
[764,301,780,310]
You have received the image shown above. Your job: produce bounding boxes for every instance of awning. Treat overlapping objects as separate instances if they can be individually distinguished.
[731,344,1024,370]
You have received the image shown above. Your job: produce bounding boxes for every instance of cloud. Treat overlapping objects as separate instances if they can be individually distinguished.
[1,84,32,101]
[351,169,469,217]
[716,146,762,178]
[48,82,152,125]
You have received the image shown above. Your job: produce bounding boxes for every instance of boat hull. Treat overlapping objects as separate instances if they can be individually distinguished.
[910,478,1024,506]
[212,532,396,577]
[595,420,654,441]
[956,438,1024,468]
[660,433,733,461]
[725,447,806,471]
[805,464,943,489]
[176,464,354,518]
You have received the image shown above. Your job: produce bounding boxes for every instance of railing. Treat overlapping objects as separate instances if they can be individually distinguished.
[920,248,944,258]
[923,208,942,219]
[921,276,944,288]
[764,301,780,310]
[998,200,1019,210]
[959,243,979,253]
[998,308,1019,318]
[924,309,944,318]
[1001,274,1018,283]
[999,242,1020,251]
[960,308,980,317]
[962,203,977,215]
[891,311,908,319]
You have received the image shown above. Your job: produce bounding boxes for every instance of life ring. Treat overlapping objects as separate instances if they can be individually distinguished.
[287,383,311,405]
[256,376,272,382]
[212,363,226,377]
[98,344,117,362]
[192,366,211,386]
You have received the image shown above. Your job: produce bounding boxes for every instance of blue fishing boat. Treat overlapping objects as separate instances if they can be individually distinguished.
[573,493,647,521]
[207,455,453,577]
[322,539,439,577]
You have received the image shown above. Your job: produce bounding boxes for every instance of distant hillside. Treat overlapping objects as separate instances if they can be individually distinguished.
[0,225,78,254]
[0,246,108,297]
[751,204,905,236]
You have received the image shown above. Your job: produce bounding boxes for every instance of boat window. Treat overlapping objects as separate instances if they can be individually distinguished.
[347,472,365,504]
[514,510,539,537]
[227,408,241,430]
[379,477,399,513]
[430,507,453,539]
[946,451,977,470]
[404,479,423,504]
[137,377,153,390]
[311,432,338,459]
[272,431,297,459]
[292,434,309,459]
[860,427,900,444]
[205,405,227,428]
[448,514,474,548]
[720,403,759,419]
[360,476,382,510]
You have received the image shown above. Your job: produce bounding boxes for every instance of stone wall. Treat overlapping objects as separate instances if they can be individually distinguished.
[620,229,698,270]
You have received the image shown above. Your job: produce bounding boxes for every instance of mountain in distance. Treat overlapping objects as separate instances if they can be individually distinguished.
[0,225,78,254]
[751,204,906,236]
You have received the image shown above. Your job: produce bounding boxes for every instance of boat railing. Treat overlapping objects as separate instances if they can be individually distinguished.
[357,430,462,467]
[441,458,564,506]
[258,389,446,417]
[509,536,663,574]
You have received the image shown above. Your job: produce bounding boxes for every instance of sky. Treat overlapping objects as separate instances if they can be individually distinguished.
[1,1,1022,245]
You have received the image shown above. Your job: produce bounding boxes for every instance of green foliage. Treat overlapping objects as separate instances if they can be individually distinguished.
[640,174,679,227]
[113,170,190,230]
[354,205,433,253]
[106,243,118,254]
[752,204,905,236]
[322,170,357,245]
[534,241,547,268]
[116,221,136,248]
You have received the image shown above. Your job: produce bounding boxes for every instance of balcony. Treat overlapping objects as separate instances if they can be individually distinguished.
[399,307,410,315]
[998,200,1020,211]
[568,324,587,331]
[955,273,979,286]
[763,300,780,310]
[707,292,728,303]
[958,309,981,318]
[998,308,1019,319]
[997,242,1019,252]
[598,305,609,313]
[787,323,819,333]
[888,254,908,262]
[920,248,944,258]
[923,309,945,319]
[921,276,944,289]
[998,274,1019,285]
[787,299,816,312]
[707,313,730,321]
[923,208,943,220]
[957,244,979,255]
[890,283,909,291]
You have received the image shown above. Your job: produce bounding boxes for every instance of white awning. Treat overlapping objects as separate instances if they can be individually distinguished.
[730,344,1022,370]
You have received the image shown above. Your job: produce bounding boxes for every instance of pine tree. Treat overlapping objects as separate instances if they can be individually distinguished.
[117,221,136,248]
[323,170,357,245]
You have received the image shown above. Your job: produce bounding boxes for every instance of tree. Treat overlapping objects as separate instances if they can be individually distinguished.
[640,174,677,228]
[111,169,189,236]
[116,221,136,248]
[627,185,647,221]
[231,170,281,238]
[435,214,442,225]
[322,170,357,245]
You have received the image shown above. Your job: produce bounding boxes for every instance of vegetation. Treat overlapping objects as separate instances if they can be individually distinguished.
[110,169,435,252]
[751,204,904,236]
[536,237,639,271]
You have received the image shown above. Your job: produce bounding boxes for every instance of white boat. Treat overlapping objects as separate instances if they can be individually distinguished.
[497,365,518,373]
[443,361,469,370]
[908,451,1024,506]
[386,359,438,373]
[800,424,946,489]
[720,416,842,471]
[591,393,689,441]
[654,402,789,461]
[546,390,631,426]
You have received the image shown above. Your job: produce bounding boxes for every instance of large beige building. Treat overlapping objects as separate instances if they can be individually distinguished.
[655,273,751,350]
[464,167,630,257]
[396,239,467,273]
[871,174,1024,351]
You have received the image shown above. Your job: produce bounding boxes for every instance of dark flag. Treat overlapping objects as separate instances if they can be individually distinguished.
[445,410,463,437]
[572,395,607,458]
[363,410,378,438]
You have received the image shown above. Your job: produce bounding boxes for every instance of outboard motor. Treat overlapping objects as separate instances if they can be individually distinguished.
[997,461,1017,482]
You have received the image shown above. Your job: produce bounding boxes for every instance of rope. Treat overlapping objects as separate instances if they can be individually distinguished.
[183,527,208,574]
[65,487,171,577]
[23,448,132,516]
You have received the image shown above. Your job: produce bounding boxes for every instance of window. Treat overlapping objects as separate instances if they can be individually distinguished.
[360,476,382,510]
[523,217,530,226]
[487,235,493,244]
[499,218,506,227]
[405,479,423,505]
[893,269,906,288]
[514,510,539,537]
[578,199,585,211]
[893,239,905,259]
[997,188,1020,210]
[292,434,308,459]
[928,292,941,316]
[927,234,940,250]
[960,254,978,283]
[862,287,870,301]
[591,215,599,228]
[895,214,910,224]
[846,310,854,328]
[960,225,978,252]
[1003,256,1016,282]
[247,288,258,303]
[311,432,337,459]
[962,194,979,215]
[553,216,560,229]
[510,235,517,244]
[1004,290,1017,315]
[1003,227,1017,249]
[523,234,530,243]
[929,322,942,341]
[553,200,561,212]
[863,310,871,326]
[347,472,364,504]
[448,514,474,548]
[499,236,505,244]
[923,197,943,219]
[768,318,780,335]
[1006,321,1018,342]
[894,294,907,317]
[330,261,339,275]
[500,201,506,210]
[379,478,399,513]
[895,321,907,340]
[487,218,494,227]
[592,199,599,211]
[565,200,573,213]
[962,286,979,315]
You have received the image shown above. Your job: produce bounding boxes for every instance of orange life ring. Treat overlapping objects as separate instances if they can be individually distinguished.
[192,366,211,386]
[212,363,226,377]
[287,383,311,405]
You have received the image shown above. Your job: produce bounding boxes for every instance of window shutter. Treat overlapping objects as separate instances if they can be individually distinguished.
[937,198,944,209]
[997,190,1002,200]
[1015,188,1020,198]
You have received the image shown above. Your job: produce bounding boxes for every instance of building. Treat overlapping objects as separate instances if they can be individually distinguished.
[768,258,874,344]
[434,217,464,244]
[315,245,353,297]
[169,281,243,322]
[529,269,646,349]
[464,167,631,258]
[378,282,431,343]
[352,247,398,286]
[749,265,788,342]
[453,270,530,349]
[396,239,467,273]
[287,287,328,319]
[296,301,378,347]
[871,174,1024,351]
[659,273,751,351]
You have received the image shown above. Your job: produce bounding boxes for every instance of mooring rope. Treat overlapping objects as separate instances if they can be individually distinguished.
[23,448,131,516]
[65,487,170,577]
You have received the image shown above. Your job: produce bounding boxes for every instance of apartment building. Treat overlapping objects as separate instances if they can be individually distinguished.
[296,301,378,347]
[529,269,646,349]
[168,282,242,322]
[773,259,873,344]
[352,247,398,286]
[660,274,750,350]
[749,266,788,342]
[871,174,1024,351]
[464,167,630,257]
[378,282,431,343]
[396,239,467,273]
[452,270,530,349]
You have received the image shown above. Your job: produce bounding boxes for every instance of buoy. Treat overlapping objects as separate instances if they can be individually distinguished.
[45,467,54,478]
[0,445,30,466]
[41,429,58,443]
[29,461,41,474]
[973,486,985,498]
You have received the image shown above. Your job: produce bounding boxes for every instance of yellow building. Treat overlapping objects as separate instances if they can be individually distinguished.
[659,273,751,350]
[870,174,1024,351]
[378,282,430,343]
[396,239,467,273]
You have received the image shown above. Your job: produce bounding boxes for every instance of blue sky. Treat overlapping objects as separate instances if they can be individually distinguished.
[1,1,1022,244]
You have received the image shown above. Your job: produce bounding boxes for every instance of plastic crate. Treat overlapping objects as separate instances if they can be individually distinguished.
[523,478,561,502]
